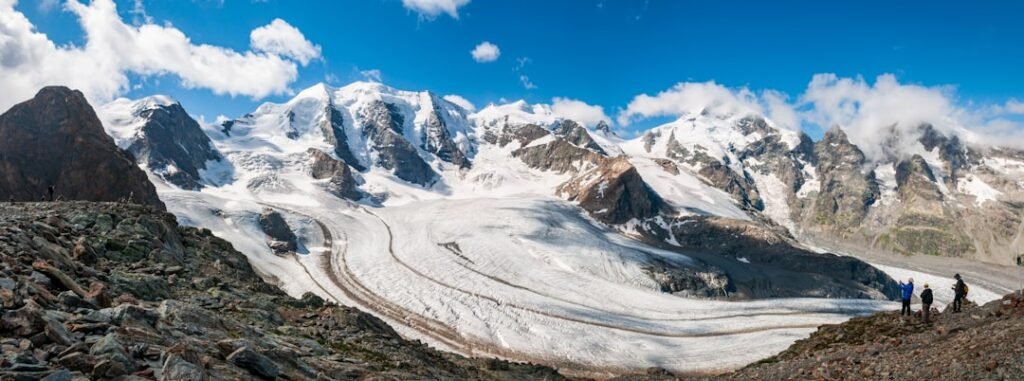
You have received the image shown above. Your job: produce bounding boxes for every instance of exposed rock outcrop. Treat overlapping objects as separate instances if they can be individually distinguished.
[120,100,223,190]
[807,126,879,234]
[558,157,664,224]
[307,148,362,200]
[639,215,899,300]
[422,98,470,168]
[258,208,297,254]
[359,100,437,186]
[0,87,164,210]
[555,120,606,154]
[317,102,365,171]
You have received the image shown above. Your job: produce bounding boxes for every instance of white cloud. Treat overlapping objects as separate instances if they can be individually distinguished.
[0,0,319,112]
[519,74,536,90]
[1002,99,1024,115]
[443,94,476,112]
[37,0,58,13]
[617,81,784,127]
[402,0,470,19]
[799,74,963,160]
[359,69,382,82]
[551,97,610,127]
[250,18,321,65]
[470,41,500,62]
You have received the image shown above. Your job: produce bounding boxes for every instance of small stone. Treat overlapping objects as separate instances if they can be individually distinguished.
[41,369,73,381]
[44,316,78,346]
[227,347,279,380]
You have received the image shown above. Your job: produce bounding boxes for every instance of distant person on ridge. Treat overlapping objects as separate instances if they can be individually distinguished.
[48,185,54,201]
[920,283,933,323]
[952,274,967,313]
[899,278,914,317]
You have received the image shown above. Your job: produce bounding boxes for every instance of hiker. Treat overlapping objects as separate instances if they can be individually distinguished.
[899,278,914,317]
[48,185,55,201]
[920,283,933,323]
[952,274,968,313]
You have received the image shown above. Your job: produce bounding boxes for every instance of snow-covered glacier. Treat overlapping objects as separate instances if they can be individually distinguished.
[97,81,1006,377]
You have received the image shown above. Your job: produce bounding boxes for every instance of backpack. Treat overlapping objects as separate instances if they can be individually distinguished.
[964,284,969,297]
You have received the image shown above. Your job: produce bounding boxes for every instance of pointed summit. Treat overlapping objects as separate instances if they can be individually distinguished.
[0,86,165,209]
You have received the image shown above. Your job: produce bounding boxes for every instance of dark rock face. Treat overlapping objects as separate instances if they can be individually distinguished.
[895,155,941,202]
[558,157,664,224]
[258,209,297,254]
[123,102,222,190]
[875,154,975,257]
[359,101,436,186]
[0,87,164,210]
[493,123,551,148]
[422,100,470,168]
[555,120,606,155]
[0,202,565,380]
[808,127,879,234]
[513,138,607,174]
[318,104,365,171]
[307,148,362,200]
[917,124,972,182]
[639,215,899,300]
[665,129,766,212]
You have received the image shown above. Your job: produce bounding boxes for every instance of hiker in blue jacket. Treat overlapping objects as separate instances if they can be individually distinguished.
[899,278,914,317]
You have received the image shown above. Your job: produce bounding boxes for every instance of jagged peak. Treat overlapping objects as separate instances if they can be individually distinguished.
[104,95,181,116]
[822,125,851,142]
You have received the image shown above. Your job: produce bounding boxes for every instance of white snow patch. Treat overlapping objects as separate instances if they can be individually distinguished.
[957,174,1002,206]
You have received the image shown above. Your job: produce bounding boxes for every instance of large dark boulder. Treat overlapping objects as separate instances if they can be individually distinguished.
[258,209,297,254]
[0,87,165,210]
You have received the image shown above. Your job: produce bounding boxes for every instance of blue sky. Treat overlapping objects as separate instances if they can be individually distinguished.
[7,0,1024,138]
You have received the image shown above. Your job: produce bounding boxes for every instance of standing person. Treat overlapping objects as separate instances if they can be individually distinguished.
[47,185,55,202]
[899,278,915,317]
[920,283,933,323]
[952,274,967,313]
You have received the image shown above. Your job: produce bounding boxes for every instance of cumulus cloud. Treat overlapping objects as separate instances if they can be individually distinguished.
[250,18,321,65]
[443,94,476,112]
[1000,99,1024,115]
[470,41,500,62]
[617,81,798,131]
[0,0,319,112]
[551,97,610,127]
[402,0,470,19]
[799,74,968,160]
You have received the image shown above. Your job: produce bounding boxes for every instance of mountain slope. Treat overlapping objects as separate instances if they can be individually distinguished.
[99,96,225,190]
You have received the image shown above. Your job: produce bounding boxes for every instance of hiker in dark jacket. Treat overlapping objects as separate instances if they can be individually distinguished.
[952,274,967,313]
[48,185,55,202]
[899,278,914,316]
[920,283,933,323]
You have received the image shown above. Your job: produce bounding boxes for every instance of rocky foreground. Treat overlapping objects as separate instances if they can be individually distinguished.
[0,202,563,380]
[689,294,1024,381]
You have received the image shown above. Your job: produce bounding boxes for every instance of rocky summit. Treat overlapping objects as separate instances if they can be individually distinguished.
[0,87,164,210]
[0,201,563,380]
